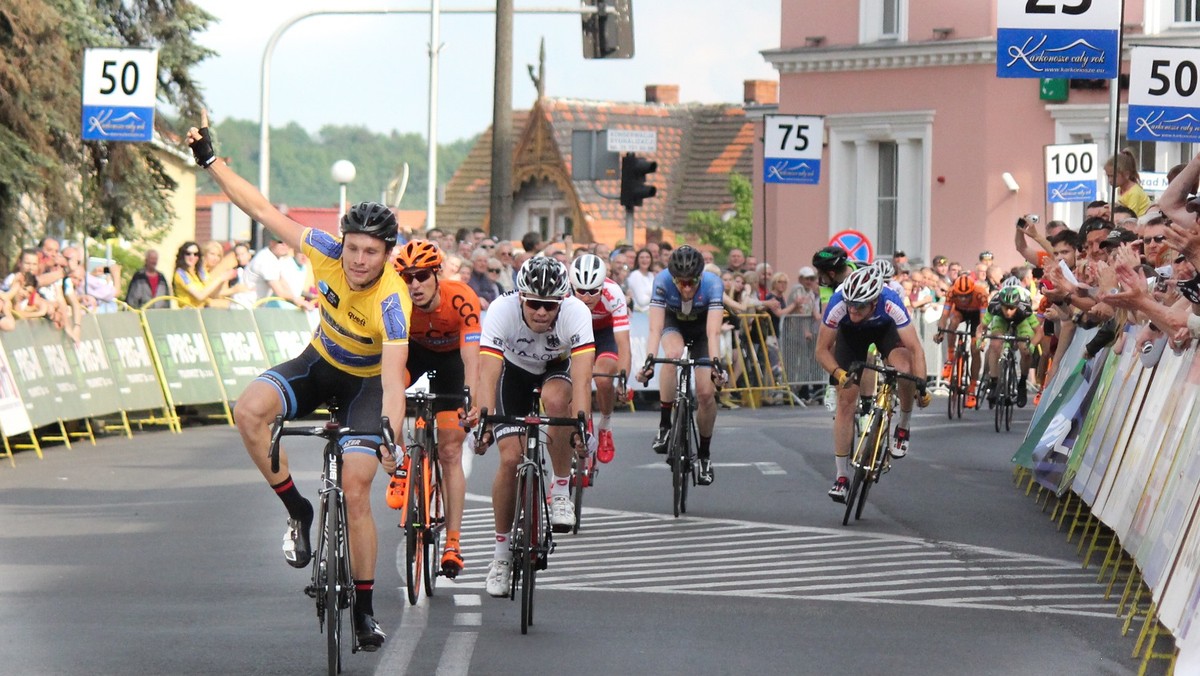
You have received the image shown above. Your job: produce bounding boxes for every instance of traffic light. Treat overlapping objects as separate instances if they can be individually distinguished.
[620,152,657,209]
[582,0,634,59]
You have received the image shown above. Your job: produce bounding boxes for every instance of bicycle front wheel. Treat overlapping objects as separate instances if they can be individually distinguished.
[844,412,882,525]
[1004,359,1017,432]
[404,455,425,606]
[668,403,689,518]
[324,494,344,676]
[994,367,1006,433]
[423,455,442,596]
[519,465,539,634]
[570,454,586,534]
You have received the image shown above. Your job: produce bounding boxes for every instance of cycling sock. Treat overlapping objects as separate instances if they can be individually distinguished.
[835,454,849,479]
[445,530,461,550]
[898,408,912,429]
[494,532,510,560]
[551,474,570,498]
[698,435,711,460]
[599,414,611,431]
[354,580,374,616]
[659,402,673,428]
[271,476,312,526]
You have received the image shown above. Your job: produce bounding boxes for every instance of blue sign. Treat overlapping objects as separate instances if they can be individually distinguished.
[82,105,154,142]
[764,159,821,185]
[1128,46,1200,142]
[1047,181,1097,203]
[996,0,1122,79]
[829,230,873,264]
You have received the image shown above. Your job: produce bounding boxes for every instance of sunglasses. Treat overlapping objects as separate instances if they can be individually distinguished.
[523,298,561,312]
[401,269,435,284]
[674,277,699,289]
[1143,235,1167,244]
[184,250,200,256]
[575,287,601,296]
[847,300,875,311]
[488,267,502,274]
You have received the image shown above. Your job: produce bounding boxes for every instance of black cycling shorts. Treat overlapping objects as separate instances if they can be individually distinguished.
[407,343,466,414]
[256,345,384,456]
[494,358,571,441]
[834,323,904,372]
[594,326,619,361]
[662,312,710,361]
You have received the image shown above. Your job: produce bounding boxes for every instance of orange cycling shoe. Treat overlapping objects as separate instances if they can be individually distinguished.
[441,545,464,578]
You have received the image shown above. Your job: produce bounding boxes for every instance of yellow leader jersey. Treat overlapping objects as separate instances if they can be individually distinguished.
[302,228,412,377]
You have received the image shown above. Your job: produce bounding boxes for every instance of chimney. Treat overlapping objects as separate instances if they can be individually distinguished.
[645,84,679,105]
[743,79,779,106]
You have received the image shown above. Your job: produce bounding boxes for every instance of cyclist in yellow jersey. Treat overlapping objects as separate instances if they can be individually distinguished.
[188,112,408,652]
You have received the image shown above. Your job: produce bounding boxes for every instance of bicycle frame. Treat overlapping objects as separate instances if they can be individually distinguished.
[268,407,395,674]
[646,351,711,518]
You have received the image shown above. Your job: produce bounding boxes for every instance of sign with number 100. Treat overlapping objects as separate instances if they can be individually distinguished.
[1128,46,1200,143]
[763,115,823,185]
[996,0,1121,79]
[1044,143,1098,203]
[82,47,158,142]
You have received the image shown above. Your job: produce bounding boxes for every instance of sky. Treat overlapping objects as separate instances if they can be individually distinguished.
[190,0,781,142]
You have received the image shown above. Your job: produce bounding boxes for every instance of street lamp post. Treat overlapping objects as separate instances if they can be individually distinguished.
[332,159,357,219]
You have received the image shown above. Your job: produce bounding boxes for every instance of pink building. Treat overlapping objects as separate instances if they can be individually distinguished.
[758,0,1200,276]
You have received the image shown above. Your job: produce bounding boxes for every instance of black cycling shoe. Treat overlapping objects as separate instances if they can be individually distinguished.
[652,427,670,455]
[354,613,386,652]
[283,518,312,569]
[1016,384,1028,408]
[696,458,715,485]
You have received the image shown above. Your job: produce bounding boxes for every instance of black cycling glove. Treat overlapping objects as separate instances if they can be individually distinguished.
[190,127,217,168]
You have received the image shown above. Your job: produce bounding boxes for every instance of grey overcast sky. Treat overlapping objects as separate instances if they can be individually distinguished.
[191,0,780,141]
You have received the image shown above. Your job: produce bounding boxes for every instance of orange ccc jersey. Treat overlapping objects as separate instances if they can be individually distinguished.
[406,278,482,352]
[947,281,990,313]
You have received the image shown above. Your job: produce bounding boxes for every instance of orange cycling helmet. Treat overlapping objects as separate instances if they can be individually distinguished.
[394,240,444,273]
[951,275,975,296]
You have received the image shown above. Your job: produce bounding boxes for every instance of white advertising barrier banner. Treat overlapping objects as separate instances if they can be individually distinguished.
[0,344,32,438]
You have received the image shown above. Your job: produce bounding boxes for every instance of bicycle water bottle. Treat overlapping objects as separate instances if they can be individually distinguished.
[824,384,837,413]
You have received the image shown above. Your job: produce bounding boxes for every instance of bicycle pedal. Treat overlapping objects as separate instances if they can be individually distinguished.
[304,585,319,599]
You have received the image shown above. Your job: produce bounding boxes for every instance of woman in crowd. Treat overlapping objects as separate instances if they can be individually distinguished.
[626,247,655,312]
[1104,148,1152,217]
[173,241,235,309]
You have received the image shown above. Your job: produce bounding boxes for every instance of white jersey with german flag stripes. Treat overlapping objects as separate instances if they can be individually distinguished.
[302,227,412,377]
[589,278,630,333]
[480,291,594,373]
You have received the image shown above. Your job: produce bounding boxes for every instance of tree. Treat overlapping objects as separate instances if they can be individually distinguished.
[683,172,753,260]
[0,0,213,263]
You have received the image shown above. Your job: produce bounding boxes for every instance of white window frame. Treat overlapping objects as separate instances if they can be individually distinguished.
[827,111,933,262]
[859,0,907,43]
[1145,0,1200,33]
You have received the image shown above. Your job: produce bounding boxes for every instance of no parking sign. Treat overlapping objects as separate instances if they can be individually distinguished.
[828,230,873,264]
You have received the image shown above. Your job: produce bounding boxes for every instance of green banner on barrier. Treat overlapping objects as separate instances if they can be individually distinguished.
[142,309,226,406]
[24,320,92,421]
[65,316,124,418]
[1,321,60,427]
[253,308,313,366]
[95,312,168,413]
[199,308,272,401]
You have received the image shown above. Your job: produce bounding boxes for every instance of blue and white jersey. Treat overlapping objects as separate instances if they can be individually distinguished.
[650,270,724,322]
[822,286,911,330]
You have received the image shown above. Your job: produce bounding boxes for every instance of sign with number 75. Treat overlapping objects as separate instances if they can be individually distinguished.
[763,114,823,185]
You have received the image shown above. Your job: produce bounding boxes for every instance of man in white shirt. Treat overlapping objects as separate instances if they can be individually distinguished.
[242,235,313,310]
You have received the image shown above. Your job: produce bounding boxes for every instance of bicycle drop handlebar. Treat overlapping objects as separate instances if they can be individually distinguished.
[847,361,928,394]
[593,369,628,391]
[473,408,588,451]
[268,414,397,474]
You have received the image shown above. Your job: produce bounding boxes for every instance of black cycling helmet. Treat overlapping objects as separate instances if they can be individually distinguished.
[812,245,849,272]
[667,245,705,279]
[341,201,398,245]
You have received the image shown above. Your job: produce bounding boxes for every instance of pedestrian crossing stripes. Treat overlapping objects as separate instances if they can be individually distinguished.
[448,504,1122,619]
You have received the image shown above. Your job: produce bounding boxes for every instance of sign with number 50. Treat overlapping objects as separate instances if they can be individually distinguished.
[82,47,159,142]
[763,115,823,185]
[1128,46,1200,143]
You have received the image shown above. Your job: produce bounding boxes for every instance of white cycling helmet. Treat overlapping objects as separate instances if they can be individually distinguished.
[1000,275,1023,289]
[569,253,607,291]
[841,265,884,304]
[871,259,896,282]
[516,257,571,298]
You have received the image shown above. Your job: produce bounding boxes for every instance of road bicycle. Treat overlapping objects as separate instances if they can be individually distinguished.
[986,334,1029,433]
[476,391,586,634]
[268,401,396,676]
[644,351,718,518]
[567,369,625,534]
[938,327,975,420]
[842,361,926,526]
[396,380,470,605]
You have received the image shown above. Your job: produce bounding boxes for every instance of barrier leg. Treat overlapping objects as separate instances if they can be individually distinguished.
[1083,523,1112,568]
[1068,504,1090,544]
[1097,536,1120,583]
[1122,583,1147,636]
[1118,566,1142,618]
[3,435,13,467]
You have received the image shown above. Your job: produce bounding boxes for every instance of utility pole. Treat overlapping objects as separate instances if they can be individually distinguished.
[490,0,514,240]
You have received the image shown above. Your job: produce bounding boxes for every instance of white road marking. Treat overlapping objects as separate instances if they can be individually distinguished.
[435,632,478,676]
[373,595,426,676]
[632,461,788,475]
[453,613,482,626]
[453,594,481,606]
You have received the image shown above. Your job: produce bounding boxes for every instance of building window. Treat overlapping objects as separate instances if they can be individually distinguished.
[860,0,906,43]
[827,111,933,262]
[1178,0,1200,22]
[877,142,898,255]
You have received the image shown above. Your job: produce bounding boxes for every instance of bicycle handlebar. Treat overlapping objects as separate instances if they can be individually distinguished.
[473,408,587,450]
[643,355,722,369]
[593,369,628,390]
[983,334,1031,344]
[847,361,927,390]
[268,414,396,474]
[936,327,974,338]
